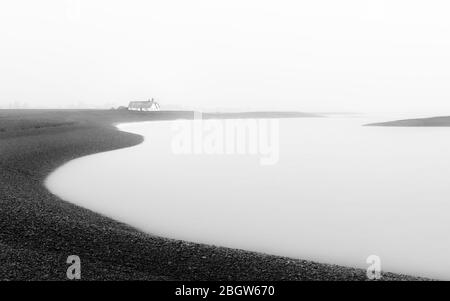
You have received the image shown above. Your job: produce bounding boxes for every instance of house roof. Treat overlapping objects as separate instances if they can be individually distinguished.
[128,101,152,108]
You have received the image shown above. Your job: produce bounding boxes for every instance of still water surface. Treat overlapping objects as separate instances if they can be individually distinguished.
[46,114,450,279]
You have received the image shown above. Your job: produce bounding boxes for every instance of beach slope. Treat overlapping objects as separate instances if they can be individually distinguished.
[0,109,420,280]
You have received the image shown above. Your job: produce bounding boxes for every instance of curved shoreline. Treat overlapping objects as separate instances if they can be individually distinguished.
[0,109,422,280]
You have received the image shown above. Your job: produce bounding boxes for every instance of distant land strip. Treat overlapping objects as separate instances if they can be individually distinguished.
[367,116,450,127]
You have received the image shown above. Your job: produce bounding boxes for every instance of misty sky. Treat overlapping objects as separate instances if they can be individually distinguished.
[1,0,450,113]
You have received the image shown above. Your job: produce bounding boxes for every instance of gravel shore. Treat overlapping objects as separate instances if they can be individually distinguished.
[0,109,422,280]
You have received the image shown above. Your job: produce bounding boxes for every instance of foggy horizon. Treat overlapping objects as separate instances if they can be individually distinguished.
[3,0,450,284]
[2,0,450,115]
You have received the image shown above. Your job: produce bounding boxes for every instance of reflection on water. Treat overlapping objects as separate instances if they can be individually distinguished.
[46,115,450,279]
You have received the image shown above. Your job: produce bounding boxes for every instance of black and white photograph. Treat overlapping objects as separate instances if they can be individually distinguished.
[1,0,449,290]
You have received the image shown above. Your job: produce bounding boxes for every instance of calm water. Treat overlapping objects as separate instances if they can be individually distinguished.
[46,114,450,279]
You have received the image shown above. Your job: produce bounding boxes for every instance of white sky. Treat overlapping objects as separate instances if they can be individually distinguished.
[1,0,450,113]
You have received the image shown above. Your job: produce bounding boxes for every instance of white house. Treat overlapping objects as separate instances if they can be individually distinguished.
[128,99,160,111]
